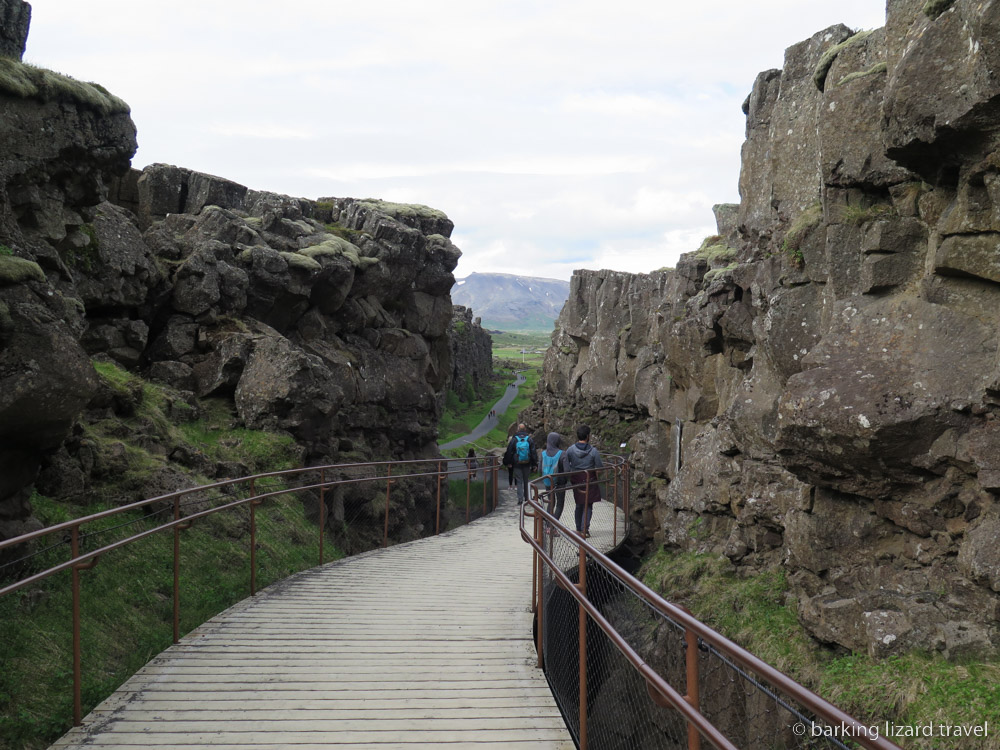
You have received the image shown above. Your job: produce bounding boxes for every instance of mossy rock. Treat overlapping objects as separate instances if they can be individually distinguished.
[694,235,737,265]
[0,57,130,114]
[835,61,887,88]
[358,199,448,222]
[279,251,322,273]
[299,235,379,269]
[0,255,45,285]
[813,29,875,92]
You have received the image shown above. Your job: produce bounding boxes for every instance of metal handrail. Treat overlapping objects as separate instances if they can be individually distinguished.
[0,453,501,727]
[519,491,903,750]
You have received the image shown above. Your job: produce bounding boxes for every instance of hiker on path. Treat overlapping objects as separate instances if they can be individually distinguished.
[466,448,478,480]
[503,423,537,505]
[564,424,603,537]
[540,432,567,521]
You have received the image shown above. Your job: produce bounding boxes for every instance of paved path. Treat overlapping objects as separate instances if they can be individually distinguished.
[439,372,527,451]
[50,488,573,750]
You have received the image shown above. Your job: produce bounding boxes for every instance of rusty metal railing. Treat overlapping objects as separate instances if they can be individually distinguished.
[0,454,500,728]
[520,476,903,750]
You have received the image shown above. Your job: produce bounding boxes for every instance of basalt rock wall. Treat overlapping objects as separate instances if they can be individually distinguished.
[526,0,1000,659]
[0,0,460,543]
[448,305,493,399]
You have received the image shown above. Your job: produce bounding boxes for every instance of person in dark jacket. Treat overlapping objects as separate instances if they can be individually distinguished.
[564,424,603,536]
[540,432,567,521]
[503,423,537,505]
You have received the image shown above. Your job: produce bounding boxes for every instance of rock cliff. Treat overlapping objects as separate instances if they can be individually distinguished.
[0,1,461,543]
[526,0,1000,659]
[448,305,493,401]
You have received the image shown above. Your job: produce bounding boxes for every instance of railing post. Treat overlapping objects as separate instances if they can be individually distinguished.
[686,625,702,750]
[613,464,619,547]
[482,456,488,517]
[577,544,588,750]
[466,457,471,524]
[383,464,392,548]
[535,489,544,669]
[493,457,498,511]
[173,496,181,644]
[319,469,326,566]
[436,460,442,535]
[70,524,82,727]
[250,478,258,597]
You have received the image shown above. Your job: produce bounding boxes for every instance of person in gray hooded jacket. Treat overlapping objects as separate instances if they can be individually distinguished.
[563,424,603,536]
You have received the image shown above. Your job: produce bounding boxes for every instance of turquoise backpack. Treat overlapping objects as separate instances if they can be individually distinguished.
[541,449,562,488]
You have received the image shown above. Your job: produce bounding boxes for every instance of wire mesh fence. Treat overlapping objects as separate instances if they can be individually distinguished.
[524,480,901,750]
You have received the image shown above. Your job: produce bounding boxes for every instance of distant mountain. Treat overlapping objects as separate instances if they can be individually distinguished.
[452,273,570,332]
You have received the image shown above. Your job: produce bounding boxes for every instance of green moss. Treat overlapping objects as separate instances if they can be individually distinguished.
[704,263,738,282]
[358,199,447,222]
[0,244,12,256]
[813,29,875,92]
[0,57,130,114]
[694,235,737,265]
[0,255,45,285]
[0,299,11,329]
[836,61,888,87]
[923,0,956,19]
[279,251,322,273]
[300,235,363,266]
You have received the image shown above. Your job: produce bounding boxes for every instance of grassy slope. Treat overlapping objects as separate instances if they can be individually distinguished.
[0,362,327,749]
[640,550,1000,749]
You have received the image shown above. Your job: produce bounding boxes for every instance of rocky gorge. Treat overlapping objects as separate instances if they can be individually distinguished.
[0,0,492,547]
[525,0,1000,660]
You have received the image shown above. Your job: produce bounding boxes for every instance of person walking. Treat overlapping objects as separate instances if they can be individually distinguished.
[503,423,537,505]
[539,432,566,521]
[564,424,603,537]
[466,448,478,480]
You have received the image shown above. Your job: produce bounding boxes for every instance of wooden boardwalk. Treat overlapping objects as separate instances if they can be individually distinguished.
[50,489,575,749]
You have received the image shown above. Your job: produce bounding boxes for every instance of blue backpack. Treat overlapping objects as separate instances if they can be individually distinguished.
[541,449,562,488]
[515,434,531,464]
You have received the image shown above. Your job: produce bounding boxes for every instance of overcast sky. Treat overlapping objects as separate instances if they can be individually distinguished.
[25,1,887,281]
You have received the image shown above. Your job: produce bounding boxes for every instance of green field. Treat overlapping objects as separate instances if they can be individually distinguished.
[492,331,551,368]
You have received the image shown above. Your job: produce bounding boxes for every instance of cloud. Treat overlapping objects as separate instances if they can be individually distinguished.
[206,124,316,140]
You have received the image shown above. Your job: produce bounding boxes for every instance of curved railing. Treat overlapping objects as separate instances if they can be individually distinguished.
[520,478,903,750]
[0,455,501,728]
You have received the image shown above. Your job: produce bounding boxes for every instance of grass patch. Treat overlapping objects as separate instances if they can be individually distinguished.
[492,332,550,368]
[443,368,541,456]
[781,201,823,266]
[178,397,299,474]
[840,202,896,226]
[0,488,333,749]
[0,58,129,115]
[439,377,508,444]
[640,549,1000,747]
